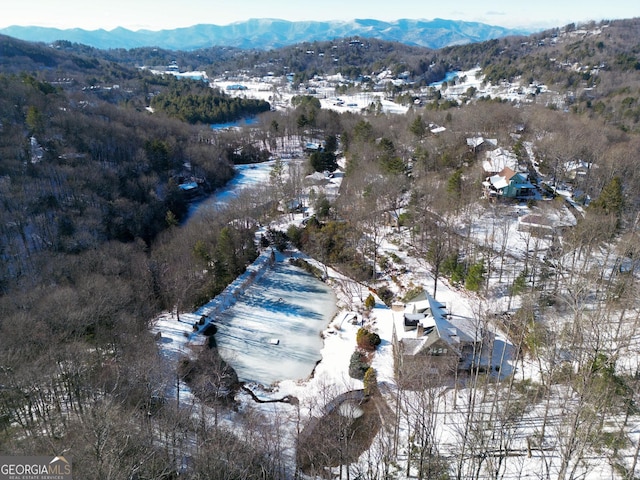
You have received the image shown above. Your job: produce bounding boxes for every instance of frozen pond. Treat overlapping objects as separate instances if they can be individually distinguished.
[210,116,258,130]
[187,161,276,218]
[213,256,337,385]
[185,158,337,385]
[429,70,461,86]
[187,158,307,219]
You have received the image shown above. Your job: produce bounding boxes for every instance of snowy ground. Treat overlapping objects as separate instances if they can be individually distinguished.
[151,139,640,479]
[432,67,551,104]
[212,78,410,115]
[318,92,410,114]
[209,67,545,117]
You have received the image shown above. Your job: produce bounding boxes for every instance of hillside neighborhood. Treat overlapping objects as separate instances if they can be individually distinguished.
[147,22,640,480]
[2,15,640,480]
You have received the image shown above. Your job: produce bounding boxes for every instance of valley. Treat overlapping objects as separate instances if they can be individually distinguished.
[1,17,640,479]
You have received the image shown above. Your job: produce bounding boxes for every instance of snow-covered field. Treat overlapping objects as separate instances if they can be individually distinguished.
[212,78,411,114]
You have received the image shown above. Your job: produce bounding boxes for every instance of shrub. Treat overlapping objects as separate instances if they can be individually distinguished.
[509,269,528,296]
[314,195,332,219]
[289,258,324,280]
[398,212,411,227]
[364,293,376,310]
[378,255,391,271]
[377,286,394,306]
[264,227,289,252]
[402,286,424,303]
[363,367,378,396]
[310,151,338,173]
[388,252,403,264]
[357,327,381,351]
[287,224,303,248]
[349,350,370,379]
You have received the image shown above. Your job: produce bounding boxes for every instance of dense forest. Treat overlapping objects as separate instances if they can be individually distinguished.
[2,17,640,479]
[150,75,271,124]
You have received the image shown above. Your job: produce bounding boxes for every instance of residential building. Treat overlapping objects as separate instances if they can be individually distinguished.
[392,291,478,383]
[483,166,536,199]
[482,147,518,174]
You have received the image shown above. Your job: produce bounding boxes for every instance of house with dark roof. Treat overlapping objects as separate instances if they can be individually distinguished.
[467,136,497,154]
[392,291,479,379]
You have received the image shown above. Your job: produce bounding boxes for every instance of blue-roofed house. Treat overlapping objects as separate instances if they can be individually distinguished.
[483,167,536,199]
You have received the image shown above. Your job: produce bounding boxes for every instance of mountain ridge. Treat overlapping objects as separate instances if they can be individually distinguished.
[0,18,532,50]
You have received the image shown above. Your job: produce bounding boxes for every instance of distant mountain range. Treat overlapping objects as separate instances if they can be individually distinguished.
[0,18,532,51]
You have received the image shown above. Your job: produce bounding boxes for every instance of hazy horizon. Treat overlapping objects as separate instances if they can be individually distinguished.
[2,0,639,32]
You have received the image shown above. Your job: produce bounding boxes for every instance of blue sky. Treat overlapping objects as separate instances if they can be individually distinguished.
[2,0,639,30]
